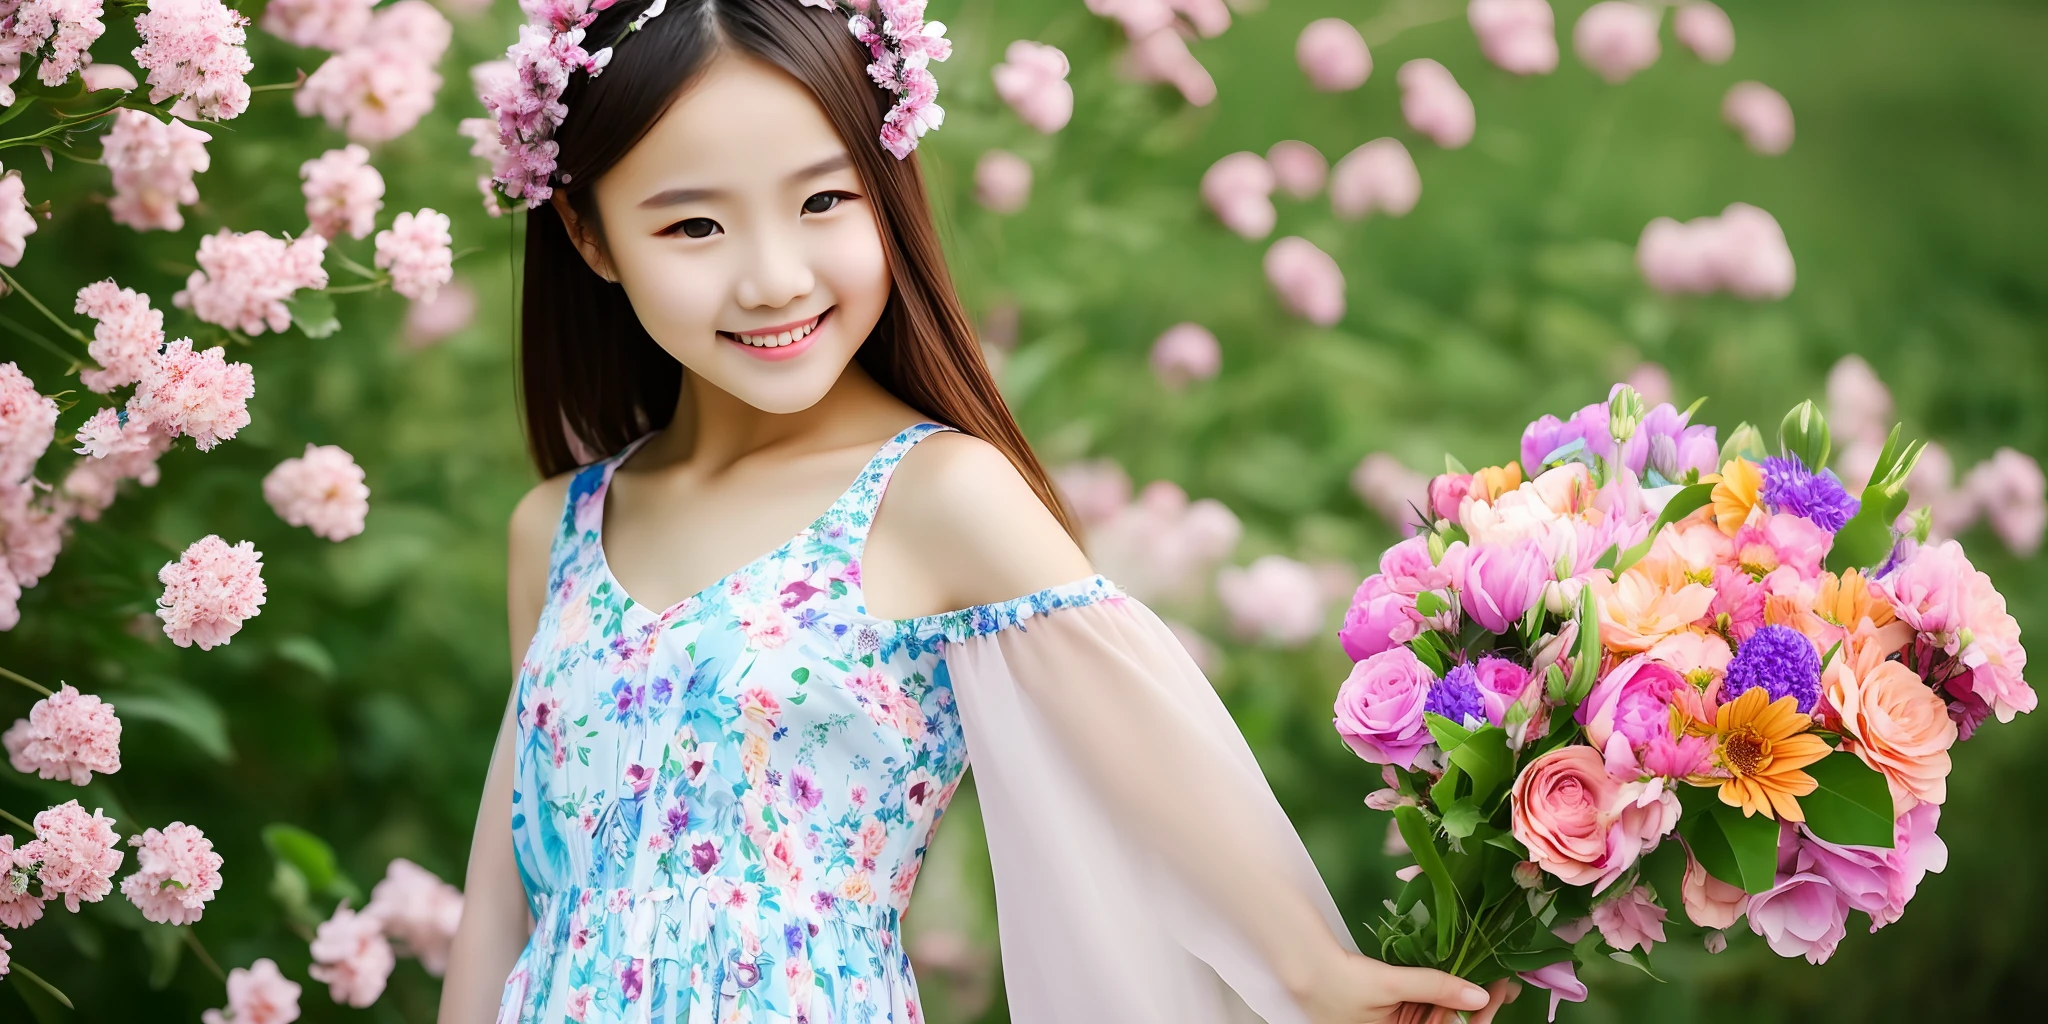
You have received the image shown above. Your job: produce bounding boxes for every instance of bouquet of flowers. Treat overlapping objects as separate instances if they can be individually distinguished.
[1332,384,2032,1019]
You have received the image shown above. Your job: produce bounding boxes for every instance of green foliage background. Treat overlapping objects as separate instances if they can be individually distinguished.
[0,0,2041,1020]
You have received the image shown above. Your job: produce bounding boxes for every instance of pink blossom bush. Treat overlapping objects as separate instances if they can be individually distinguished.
[260,0,373,51]
[0,0,108,105]
[1331,138,1421,220]
[1217,554,1328,646]
[263,444,370,541]
[403,277,476,347]
[131,0,254,121]
[1200,151,1276,240]
[101,110,212,233]
[375,208,454,301]
[1674,2,1735,64]
[301,144,385,240]
[121,821,222,925]
[0,361,55,485]
[1296,18,1370,92]
[22,799,123,911]
[1468,0,1559,76]
[1573,1,1661,84]
[1635,202,1795,300]
[1964,448,2047,557]
[991,40,1072,134]
[127,338,255,450]
[1722,81,1795,155]
[1149,322,1220,389]
[173,228,329,335]
[365,858,465,975]
[202,958,302,1024]
[972,149,1031,214]
[3,683,121,785]
[76,278,166,393]
[295,1,450,144]
[1265,141,1327,199]
[1398,59,1475,148]
[1351,453,1429,530]
[308,903,396,1007]
[156,534,266,649]
[0,164,34,265]
[1264,236,1345,325]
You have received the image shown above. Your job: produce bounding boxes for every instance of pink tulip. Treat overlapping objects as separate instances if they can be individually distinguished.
[1722,81,1794,155]
[1468,0,1558,76]
[1150,322,1222,388]
[973,150,1032,215]
[1296,18,1371,92]
[992,41,1074,134]
[1516,959,1587,1022]
[1674,3,1735,63]
[1350,453,1428,529]
[1398,59,1475,148]
[1330,138,1421,220]
[1964,448,2047,557]
[1573,2,1661,84]
[1460,537,1548,634]
[1263,236,1345,325]
[1747,871,1849,964]
[1265,140,1327,199]
[1200,151,1276,239]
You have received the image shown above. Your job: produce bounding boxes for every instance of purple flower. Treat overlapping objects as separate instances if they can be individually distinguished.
[664,802,689,836]
[785,923,806,955]
[690,839,719,875]
[1725,624,1822,714]
[790,765,824,812]
[733,959,761,988]
[650,676,674,705]
[1427,665,1487,729]
[609,680,646,722]
[1760,456,1860,532]
[1521,412,1595,472]
[1638,404,1719,484]
[812,890,837,914]
[620,957,645,1001]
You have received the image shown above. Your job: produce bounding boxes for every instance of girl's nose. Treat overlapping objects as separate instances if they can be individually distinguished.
[734,228,817,311]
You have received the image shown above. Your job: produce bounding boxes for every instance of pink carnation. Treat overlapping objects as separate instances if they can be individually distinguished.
[308,903,396,1007]
[75,278,166,392]
[61,412,170,523]
[0,164,34,266]
[22,799,123,911]
[173,228,329,335]
[127,338,254,450]
[260,0,373,51]
[3,683,121,785]
[263,443,369,541]
[121,821,223,925]
[301,144,385,240]
[131,0,254,121]
[375,208,454,301]
[1397,59,1474,149]
[156,534,266,649]
[365,858,464,975]
[101,109,212,232]
[202,957,302,1024]
[0,834,45,928]
[991,40,1071,134]
[0,0,107,100]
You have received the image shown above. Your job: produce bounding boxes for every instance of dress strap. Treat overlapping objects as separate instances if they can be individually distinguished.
[835,420,958,550]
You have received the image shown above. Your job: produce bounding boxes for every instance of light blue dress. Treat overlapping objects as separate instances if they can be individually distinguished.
[498,420,1120,1024]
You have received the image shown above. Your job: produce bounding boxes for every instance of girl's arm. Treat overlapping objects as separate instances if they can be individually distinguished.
[437,478,565,1024]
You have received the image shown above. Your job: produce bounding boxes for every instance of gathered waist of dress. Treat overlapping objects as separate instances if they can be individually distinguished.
[527,880,905,962]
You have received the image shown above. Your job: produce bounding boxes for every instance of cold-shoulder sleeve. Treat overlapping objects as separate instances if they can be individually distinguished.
[920,576,1360,1024]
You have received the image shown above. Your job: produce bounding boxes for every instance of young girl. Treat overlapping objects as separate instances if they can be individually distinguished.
[440,3,1516,1023]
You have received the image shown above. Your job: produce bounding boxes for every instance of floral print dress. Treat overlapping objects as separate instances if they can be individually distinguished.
[499,420,1120,1024]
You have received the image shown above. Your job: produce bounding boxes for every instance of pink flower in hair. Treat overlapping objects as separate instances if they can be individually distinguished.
[1469,0,1559,76]
[1398,59,1474,148]
[75,279,167,393]
[1330,138,1420,220]
[202,958,302,1024]
[3,683,122,785]
[991,40,1072,134]
[0,165,34,266]
[260,0,374,51]
[375,208,455,301]
[1573,1,1660,84]
[174,228,330,335]
[121,822,222,925]
[365,858,465,975]
[1263,236,1345,325]
[308,903,396,1007]
[22,799,123,910]
[131,0,255,121]
[264,444,370,541]
[156,534,266,649]
[100,110,212,233]
[1296,18,1370,92]
[301,145,385,240]
[127,338,254,450]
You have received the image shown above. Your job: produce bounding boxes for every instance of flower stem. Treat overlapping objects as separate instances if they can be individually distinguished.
[183,927,227,981]
[0,664,54,697]
[0,805,34,834]
[5,961,75,1009]
[323,280,387,295]
[0,267,91,345]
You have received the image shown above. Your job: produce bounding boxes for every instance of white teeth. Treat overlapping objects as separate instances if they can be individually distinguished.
[733,318,819,348]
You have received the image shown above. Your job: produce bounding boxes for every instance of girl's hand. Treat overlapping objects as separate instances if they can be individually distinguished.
[1290,951,1520,1024]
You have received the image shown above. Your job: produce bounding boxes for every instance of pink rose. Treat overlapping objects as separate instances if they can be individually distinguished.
[1472,656,1533,728]
[1333,647,1435,768]
[1591,884,1666,952]
[1513,748,1676,892]
[1578,655,1687,751]
[1747,871,1848,964]
[1338,575,1421,662]
[1680,842,1748,929]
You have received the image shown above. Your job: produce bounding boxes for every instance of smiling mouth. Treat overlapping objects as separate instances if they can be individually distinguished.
[719,309,829,349]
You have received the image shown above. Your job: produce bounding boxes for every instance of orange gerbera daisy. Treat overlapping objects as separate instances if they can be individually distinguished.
[1814,569,1896,630]
[1712,687,1832,820]
[1472,462,1525,501]
[1706,458,1764,536]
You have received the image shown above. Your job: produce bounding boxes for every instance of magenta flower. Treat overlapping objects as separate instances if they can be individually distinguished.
[101,110,213,233]
[201,957,302,1024]
[131,0,255,121]
[365,858,465,976]
[301,144,386,240]
[127,338,255,450]
[174,228,330,335]
[308,903,396,1007]
[375,208,455,302]
[0,163,35,266]
[75,279,167,394]
[1398,59,1474,148]
[1472,656,1534,728]
[3,683,122,785]
[1330,138,1421,221]
[263,444,370,541]
[1747,870,1849,964]
[260,0,374,51]
[1296,18,1370,92]
[1460,538,1548,634]
[156,535,266,649]
[991,40,1071,134]
[22,799,124,911]
[121,822,223,925]
[1264,236,1345,325]
[1339,574,1422,662]
[1334,646,1436,768]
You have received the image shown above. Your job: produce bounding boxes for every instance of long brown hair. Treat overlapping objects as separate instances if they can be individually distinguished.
[518,0,1082,541]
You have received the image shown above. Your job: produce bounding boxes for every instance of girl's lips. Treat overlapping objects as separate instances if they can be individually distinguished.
[721,309,829,362]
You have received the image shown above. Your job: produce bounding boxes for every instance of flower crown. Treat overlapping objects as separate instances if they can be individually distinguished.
[481,0,950,210]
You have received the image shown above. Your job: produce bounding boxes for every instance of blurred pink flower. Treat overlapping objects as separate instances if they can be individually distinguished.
[1673,2,1735,64]
[1265,140,1327,199]
[1722,81,1794,156]
[375,208,454,302]
[1121,24,1217,106]
[3,683,121,785]
[1622,362,1673,407]
[0,165,34,266]
[1592,884,1667,951]
[1963,448,2046,557]
[1398,59,1475,148]
[23,799,123,911]
[76,279,166,393]
[1149,322,1220,388]
[1072,473,1241,603]
[128,338,254,450]
[1516,960,1587,1022]
[1635,202,1794,300]
[261,0,373,51]
[1826,355,1893,448]
[1217,554,1328,646]
[403,277,477,347]
[0,834,44,927]
[61,414,170,523]
[295,2,451,144]
[101,110,212,233]
[992,40,1072,134]
[1714,202,1796,299]
[1573,1,1660,84]
[121,821,222,925]
[1747,870,1848,963]
[1296,18,1370,92]
[1051,458,1132,528]
[1264,236,1345,325]
[80,62,137,92]
[308,903,396,1007]
[1200,151,1276,240]
[1330,138,1421,220]
[972,149,1031,215]
[365,858,464,975]
[202,958,302,1024]
[1164,618,1221,674]
[156,534,266,649]
[0,361,57,484]
[174,228,330,335]
[301,144,385,240]
[1468,0,1558,76]
[131,0,254,121]
[264,444,370,541]
[1351,453,1427,529]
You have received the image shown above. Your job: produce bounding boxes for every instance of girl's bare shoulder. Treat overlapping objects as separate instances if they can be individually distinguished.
[881,430,1095,608]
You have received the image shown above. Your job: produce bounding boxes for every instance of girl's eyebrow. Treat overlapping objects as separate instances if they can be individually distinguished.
[637,153,852,209]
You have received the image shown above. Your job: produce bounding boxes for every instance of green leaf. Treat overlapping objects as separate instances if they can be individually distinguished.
[1800,753,1896,848]
[287,291,340,338]
[273,635,338,681]
[1407,633,1451,676]
[1440,801,1484,839]
[102,685,233,762]
[1415,591,1448,618]
[1615,482,1718,572]
[142,923,183,989]
[1431,762,1467,810]
[1396,805,1460,963]
[1483,833,1529,859]
[1609,947,1666,982]
[1394,871,1429,915]
[790,667,809,684]
[262,824,359,902]
[1678,788,1781,894]
[1447,726,1513,804]
[1423,712,1474,751]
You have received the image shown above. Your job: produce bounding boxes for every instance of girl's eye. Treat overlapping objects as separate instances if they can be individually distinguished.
[664,217,721,239]
[802,191,857,215]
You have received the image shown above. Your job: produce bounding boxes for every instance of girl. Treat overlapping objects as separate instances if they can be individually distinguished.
[441,2,1517,1023]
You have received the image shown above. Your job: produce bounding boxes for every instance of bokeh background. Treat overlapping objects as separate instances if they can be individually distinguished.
[2,0,2044,1020]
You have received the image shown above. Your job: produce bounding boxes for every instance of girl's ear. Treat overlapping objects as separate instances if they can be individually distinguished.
[550,190,620,283]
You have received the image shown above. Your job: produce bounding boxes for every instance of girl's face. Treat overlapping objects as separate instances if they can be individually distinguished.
[559,52,891,414]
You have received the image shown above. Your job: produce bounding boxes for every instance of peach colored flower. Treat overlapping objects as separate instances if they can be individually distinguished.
[1592,560,1717,652]
[308,903,394,1007]
[1511,746,1673,892]
[1680,841,1748,928]
[1825,643,1954,812]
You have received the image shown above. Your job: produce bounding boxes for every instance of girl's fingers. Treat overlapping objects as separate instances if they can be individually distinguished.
[1471,979,1523,1024]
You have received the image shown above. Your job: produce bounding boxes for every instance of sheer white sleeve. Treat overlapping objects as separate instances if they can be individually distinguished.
[932,578,1359,1024]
